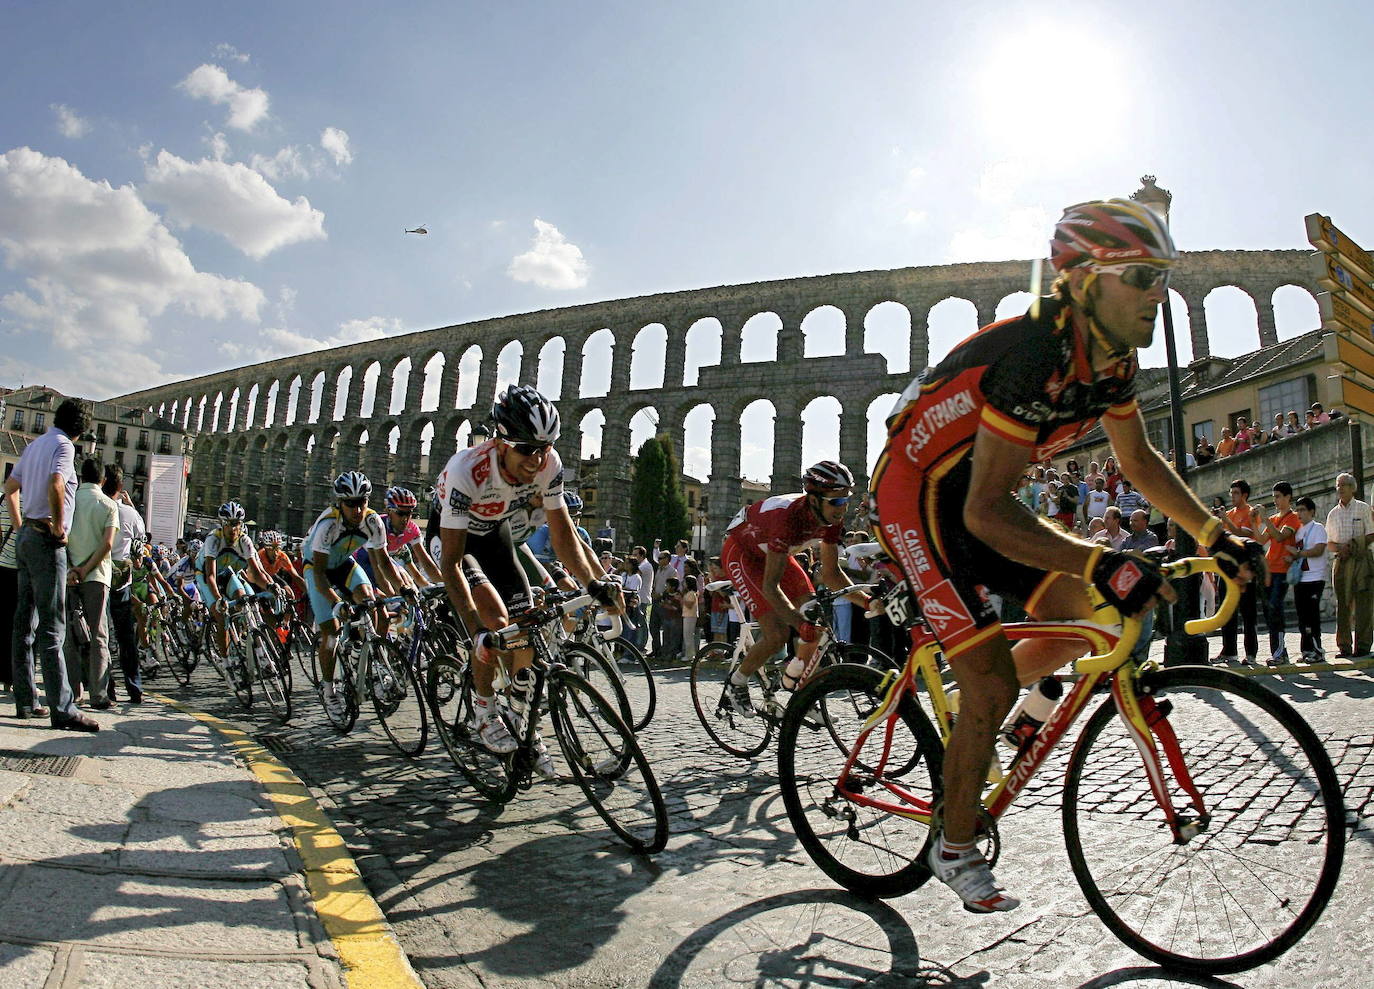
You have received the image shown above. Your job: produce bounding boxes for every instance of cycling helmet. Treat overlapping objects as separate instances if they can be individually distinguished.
[1049,198,1178,273]
[564,492,584,515]
[187,539,204,558]
[130,537,149,560]
[803,460,854,493]
[385,486,418,511]
[333,470,372,499]
[217,501,246,523]
[491,385,560,445]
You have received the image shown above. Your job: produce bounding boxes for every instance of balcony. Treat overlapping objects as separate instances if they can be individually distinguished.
[136,440,150,451]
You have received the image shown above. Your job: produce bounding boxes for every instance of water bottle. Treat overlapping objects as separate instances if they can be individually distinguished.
[781,656,807,691]
[1000,676,1063,750]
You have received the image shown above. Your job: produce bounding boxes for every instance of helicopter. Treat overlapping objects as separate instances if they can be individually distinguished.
[404,226,428,235]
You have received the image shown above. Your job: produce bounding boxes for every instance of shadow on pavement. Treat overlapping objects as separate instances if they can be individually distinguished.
[647,887,982,988]
[1077,965,1242,988]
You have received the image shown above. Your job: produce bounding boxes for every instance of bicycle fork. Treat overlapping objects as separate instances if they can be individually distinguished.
[1111,673,1210,843]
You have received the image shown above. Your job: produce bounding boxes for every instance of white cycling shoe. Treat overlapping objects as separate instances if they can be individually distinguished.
[474,713,518,754]
[926,835,1020,913]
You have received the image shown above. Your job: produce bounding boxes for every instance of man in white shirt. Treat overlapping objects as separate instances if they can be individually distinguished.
[1083,477,1111,524]
[1325,472,1373,657]
[104,464,147,703]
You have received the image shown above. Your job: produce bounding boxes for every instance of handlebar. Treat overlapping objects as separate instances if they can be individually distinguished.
[1073,557,1240,675]
[494,592,623,645]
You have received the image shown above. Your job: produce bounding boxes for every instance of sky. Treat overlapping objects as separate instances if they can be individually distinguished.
[3,1,1373,484]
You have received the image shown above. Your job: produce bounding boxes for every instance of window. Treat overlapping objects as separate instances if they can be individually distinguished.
[1192,420,1214,444]
[96,423,107,442]
[32,412,45,433]
[115,426,128,446]
[135,454,146,475]
[114,450,124,466]
[1144,417,1170,454]
[137,430,150,450]
[687,491,696,509]
[1226,407,1253,435]
[1259,376,1312,432]
[158,434,171,454]
[9,409,22,430]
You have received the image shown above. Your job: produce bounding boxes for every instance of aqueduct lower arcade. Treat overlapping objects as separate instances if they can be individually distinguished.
[115,250,1319,543]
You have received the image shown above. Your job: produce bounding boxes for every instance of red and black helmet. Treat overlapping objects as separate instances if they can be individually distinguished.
[1050,199,1178,272]
[803,460,854,493]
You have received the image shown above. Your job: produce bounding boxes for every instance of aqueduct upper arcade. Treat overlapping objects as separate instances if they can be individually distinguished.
[115,249,1319,543]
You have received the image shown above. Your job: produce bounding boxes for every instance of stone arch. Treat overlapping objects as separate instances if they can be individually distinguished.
[926,297,979,367]
[454,420,472,451]
[308,371,326,423]
[419,421,436,475]
[456,345,482,408]
[1203,286,1261,358]
[246,383,262,429]
[1138,289,1194,368]
[534,336,566,400]
[801,395,842,466]
[682,402,715,482]
[196,396,208,433]
[739,398,776,485]
[580,329,614,399]
[630,323,667,390]
[801,305,845,359]
[211,392,224,433]
[356,360,381,418]
[496,340,523,395]
[579,409,605,460]
[284,375,302,426]
[994,291,1035,322]
[388,357,411,415]
[226,387,240,432]
[1273,285,1320,340]
[740,312,780,364]
[263,380,280,427]
[863,301,910,376]
[866,393,902,474]
[419,352,444,413]
[628,405,660,456]
[683,317,722,386]
[333,366,353,421]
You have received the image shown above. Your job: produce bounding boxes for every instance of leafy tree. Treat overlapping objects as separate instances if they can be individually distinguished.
[629,434,691,549]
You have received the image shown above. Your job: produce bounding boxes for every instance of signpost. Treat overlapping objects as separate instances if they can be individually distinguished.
[1307,213,1374,418]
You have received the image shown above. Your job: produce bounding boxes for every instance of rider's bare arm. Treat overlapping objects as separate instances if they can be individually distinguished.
[439,526,480,632]
[816,541,867,606]
[1103,411,1215,541]
[964,425,1097,578]
[548,507,622,613]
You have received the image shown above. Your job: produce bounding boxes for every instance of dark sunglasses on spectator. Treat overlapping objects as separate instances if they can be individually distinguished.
[342,497,367,508]
[1096,263,1170,291]
[510,441,550,456]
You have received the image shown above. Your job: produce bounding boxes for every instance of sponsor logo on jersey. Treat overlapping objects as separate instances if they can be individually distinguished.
[882,521,932,579]
[904,389,976,459]
[1108,560,1142,599]
[1100,248,1146,259]
[919,580,975,639]
[470,500,506,517]
[471,454,491,486]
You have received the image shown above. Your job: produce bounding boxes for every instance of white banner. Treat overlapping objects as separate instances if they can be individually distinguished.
[145,454,188,546]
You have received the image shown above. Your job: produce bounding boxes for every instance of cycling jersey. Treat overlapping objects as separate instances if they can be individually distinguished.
[355,517,423,582]
[197,528,256,575]
[872,296,1139,658]
[437,439,565,536]
[721,493,840,617]
[526,522,592,563]
[257,547,301,580]
[303,506,387,569]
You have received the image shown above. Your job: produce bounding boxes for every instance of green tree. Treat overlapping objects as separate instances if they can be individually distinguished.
[629,434,691,549]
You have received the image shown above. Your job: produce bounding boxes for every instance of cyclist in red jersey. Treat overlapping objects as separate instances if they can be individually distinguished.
[719,460,873,714]
[872,199,1261,913]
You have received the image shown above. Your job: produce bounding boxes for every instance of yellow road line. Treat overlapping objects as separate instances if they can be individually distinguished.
[153,694,425,989]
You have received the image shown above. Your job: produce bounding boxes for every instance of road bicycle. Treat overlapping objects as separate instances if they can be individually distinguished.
[202,589,293,724]
[167,589,207,687]
[690,581,898,758]
[777,557,1346,974]
[567,608,656,731]
[426,589,668,853]
[326,595,428,757]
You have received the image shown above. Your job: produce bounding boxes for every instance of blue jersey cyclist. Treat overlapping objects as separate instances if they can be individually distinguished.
[197,501,272,656]
[304,470,408,724]
[437,385,622,775]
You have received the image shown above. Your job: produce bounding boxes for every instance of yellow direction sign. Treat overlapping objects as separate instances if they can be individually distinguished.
[1321,292,1374,337]
[1339,375,1374,419]
[1309,252,1374,316]
[1337,334,1374,379]
[1307,213,1374,283]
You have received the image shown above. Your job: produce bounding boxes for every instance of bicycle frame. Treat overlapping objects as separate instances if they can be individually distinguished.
[832,558,1238,844]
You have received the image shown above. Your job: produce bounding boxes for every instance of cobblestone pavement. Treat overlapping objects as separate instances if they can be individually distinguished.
[167,638,1374,989]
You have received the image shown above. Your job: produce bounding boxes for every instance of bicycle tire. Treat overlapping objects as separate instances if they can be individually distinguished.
[1062,666,1346,974]
[288,619,320,688]
[252,627,293,724]
[426,653,516,802]
[608,635,656,731]
[559,642,634,732]
[372,638,428,758]
[324,640,360,734]
[227,632,254,708]
[689,641,774,758]
[778,663,942,899]
[549,668,669,853]
[168,619,199,686]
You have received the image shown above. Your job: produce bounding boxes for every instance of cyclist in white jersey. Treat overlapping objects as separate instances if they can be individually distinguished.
[197,501,272,656]
[437,385,623,769]
[303,471,407,722]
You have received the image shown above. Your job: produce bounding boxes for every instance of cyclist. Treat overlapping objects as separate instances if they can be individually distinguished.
[871,198,1261,913]
[719,460,873,714]
[303,471,407,723]
[130,538,176,653]
[525,492,592,567]
[257,529,306,627]
[436,385,622,776]
[356,486,443,589]
[197,502,273,658]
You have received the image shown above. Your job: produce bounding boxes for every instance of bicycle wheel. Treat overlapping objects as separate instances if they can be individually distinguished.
[549,668,669,854]
[168,619,200,686]
[778,664,942,899]
[426,653,516,802]
[289,619,320,688]
[833,642,901,672]
[227,634,254,708]
[559,642,634,732]
[372,639,428,758]
[1062,667,1346,974]
[689,641,773,758]
[608,635,656,731]
[252,628,293,724]
[323,641,360,734]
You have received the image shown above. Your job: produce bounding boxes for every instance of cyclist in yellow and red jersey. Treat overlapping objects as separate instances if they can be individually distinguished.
[872,199,1261,913]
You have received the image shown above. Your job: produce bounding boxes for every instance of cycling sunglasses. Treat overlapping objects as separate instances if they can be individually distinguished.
[509,441,551,457]
[341,497,368,508]
[1095,263,1171,291]
[820,494,851,507]
[390,509,413,517]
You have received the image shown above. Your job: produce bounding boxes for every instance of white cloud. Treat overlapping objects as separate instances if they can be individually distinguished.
[0,147,263,394]
[507,219,589,290]
[901,209,928,226]
[220,314,405,364]
[213,43,251,64]
[946,205,1051,264]
[177,63,269,131]
[249,146,312,182]
[51,104,89,139]
[320,127,353,166]
[142,150,326,259]
[206,131,230,161]
[978,161,1024,204]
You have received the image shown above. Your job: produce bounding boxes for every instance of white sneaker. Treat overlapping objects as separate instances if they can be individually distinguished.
[474,713,517,754]
[1268,648,1289,667]
[321,684,348,723]
[926,837,1020,913]
[531,732,557,781]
